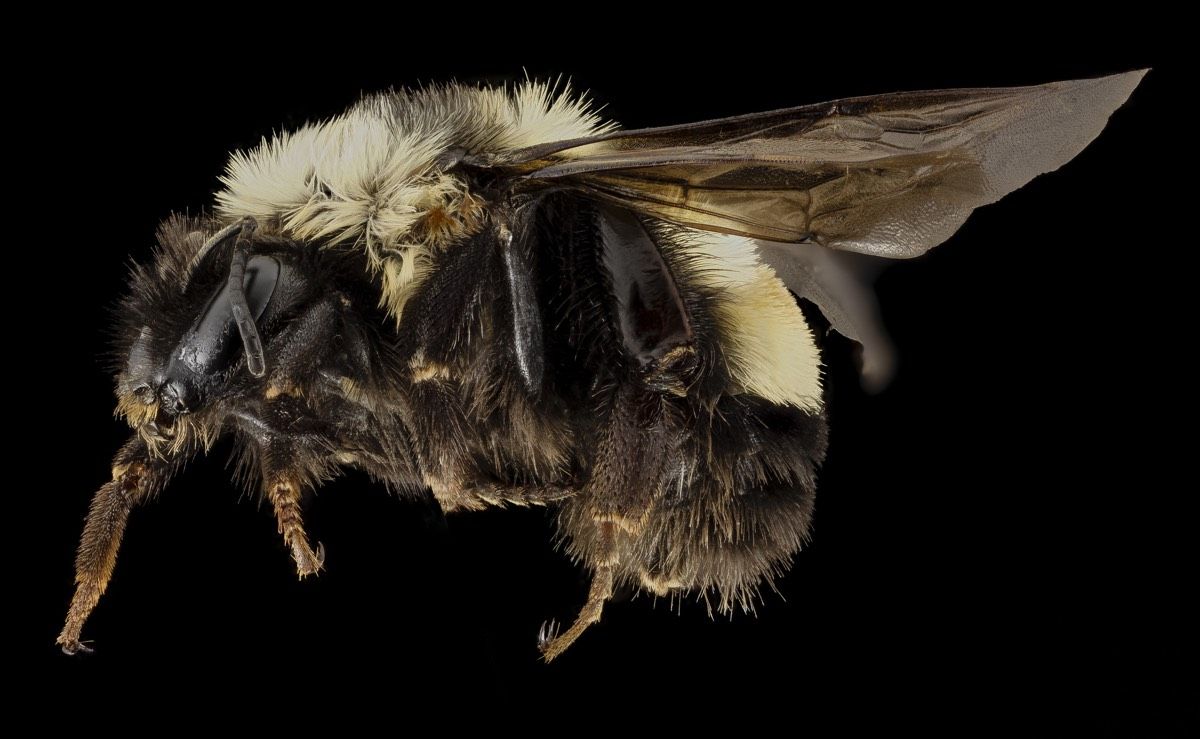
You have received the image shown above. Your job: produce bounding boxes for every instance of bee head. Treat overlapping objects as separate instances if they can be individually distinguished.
[114,216,317,451]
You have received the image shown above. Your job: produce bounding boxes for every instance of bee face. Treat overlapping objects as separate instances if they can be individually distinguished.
[111,221,336,450]
[115,326,170,440]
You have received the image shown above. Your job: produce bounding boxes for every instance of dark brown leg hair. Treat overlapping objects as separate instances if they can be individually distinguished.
[58,436,183,654]
[538,384,674,661]
[586,384,674,531]
[399,377,578,512]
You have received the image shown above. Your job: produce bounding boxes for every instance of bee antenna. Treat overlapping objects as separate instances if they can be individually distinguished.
[186,219,244,285]
[227,217,267,378]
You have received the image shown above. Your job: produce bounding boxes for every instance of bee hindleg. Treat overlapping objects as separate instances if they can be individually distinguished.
[58,436,182,655]
[538,385,672,660]
[538,548,615,662]
[583,384,672,531]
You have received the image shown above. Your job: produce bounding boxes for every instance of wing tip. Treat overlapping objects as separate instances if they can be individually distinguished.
[1053,68,1148,114]
[982,68,1148,197]
[1098,68,1150,104]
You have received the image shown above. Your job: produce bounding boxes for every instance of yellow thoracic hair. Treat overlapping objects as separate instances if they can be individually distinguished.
[215,81,613,324]
[214,80,823,412]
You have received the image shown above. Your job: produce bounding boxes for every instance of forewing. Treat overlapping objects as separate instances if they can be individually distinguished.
[509,71,1145,257]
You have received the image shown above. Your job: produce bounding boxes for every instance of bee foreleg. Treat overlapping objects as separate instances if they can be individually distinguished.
[58,436,182,655]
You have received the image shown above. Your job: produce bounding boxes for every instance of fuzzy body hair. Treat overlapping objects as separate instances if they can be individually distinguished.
[60,80,835,659]
[216,82,823,412]
[58,71,1147,659]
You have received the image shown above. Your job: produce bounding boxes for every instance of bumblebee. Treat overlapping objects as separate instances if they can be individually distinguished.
[59,71,1145,659]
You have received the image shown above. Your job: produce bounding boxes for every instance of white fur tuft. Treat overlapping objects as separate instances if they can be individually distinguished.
[216,81,820,409]
[216,81,612,322]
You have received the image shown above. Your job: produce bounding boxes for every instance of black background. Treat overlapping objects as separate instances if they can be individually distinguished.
[18,20,1191,731]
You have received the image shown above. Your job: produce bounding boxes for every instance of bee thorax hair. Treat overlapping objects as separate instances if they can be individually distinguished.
[214,82,823,412]
[215,81,613,324]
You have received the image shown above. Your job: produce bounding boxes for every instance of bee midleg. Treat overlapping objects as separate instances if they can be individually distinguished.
[58,435,184,654]
[400,380,480,512]
[422,467,575,511]
[463,481,576,508]
[255,435,326,578]
[240,295,344,576]
[398,379,573,511]
[539,384,674,661]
